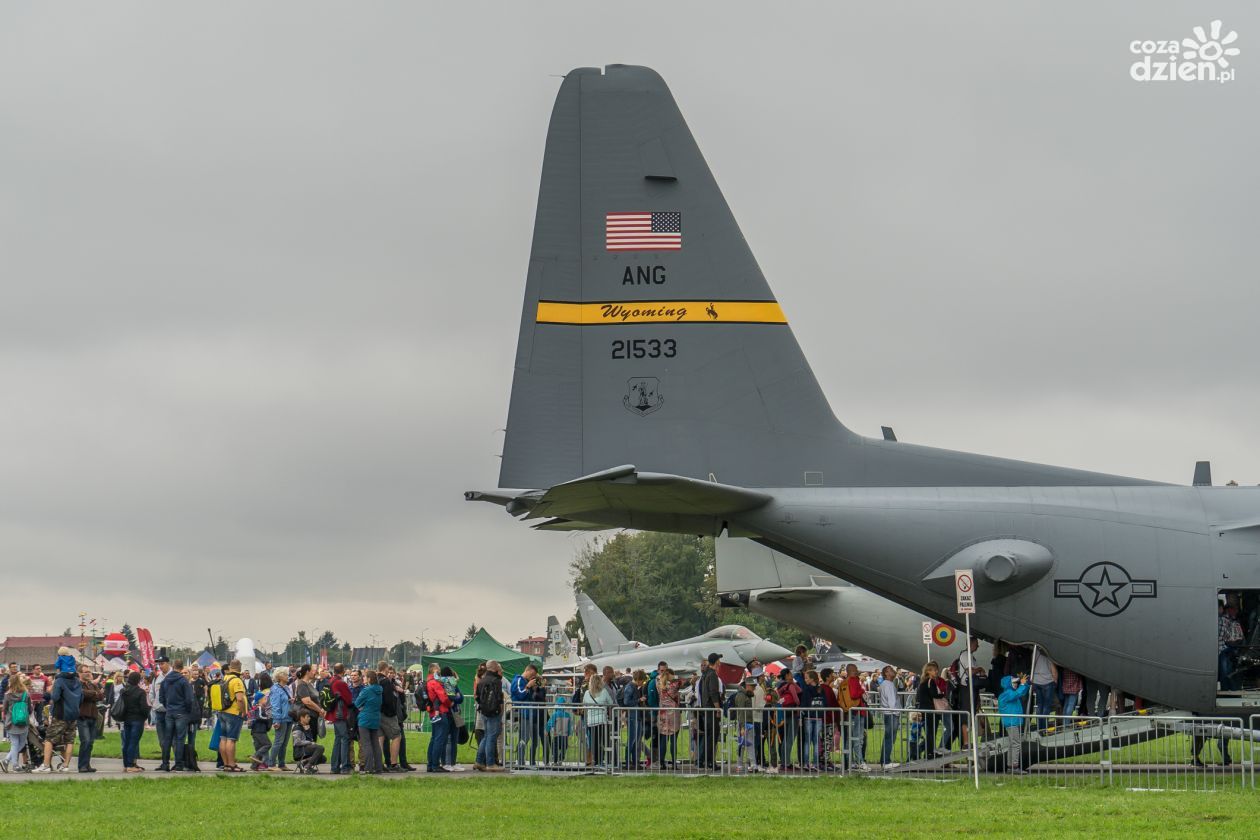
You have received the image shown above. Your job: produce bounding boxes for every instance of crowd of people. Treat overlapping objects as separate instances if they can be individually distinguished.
[0,648,475,776]
[0,635,1166,777]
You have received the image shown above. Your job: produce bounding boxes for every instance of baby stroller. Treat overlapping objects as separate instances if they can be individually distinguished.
[21,719,64,771]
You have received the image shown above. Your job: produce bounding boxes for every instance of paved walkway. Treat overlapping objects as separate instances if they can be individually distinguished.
[0,758,482,782]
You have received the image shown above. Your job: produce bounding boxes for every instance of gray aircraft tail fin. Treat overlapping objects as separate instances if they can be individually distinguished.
[492,65,1159,494]
[575,590,629,657]
[498,65,851,491]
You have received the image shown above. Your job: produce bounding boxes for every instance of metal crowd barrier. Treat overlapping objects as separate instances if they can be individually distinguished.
[498,701,1260,788]
[975,712,1106,785]
[1101,713,1250,791]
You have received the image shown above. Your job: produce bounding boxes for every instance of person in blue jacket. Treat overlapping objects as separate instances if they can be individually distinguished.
[353,670,384,774]
[998,675,1031,775]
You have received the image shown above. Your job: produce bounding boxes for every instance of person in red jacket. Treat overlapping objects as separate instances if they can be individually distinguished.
[842,664,870,769]
[776,671,801,769]
[424,664,451,773]
[327,664,355,774]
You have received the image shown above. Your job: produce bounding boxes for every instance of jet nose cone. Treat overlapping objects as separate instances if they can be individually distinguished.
[755,641,792,664]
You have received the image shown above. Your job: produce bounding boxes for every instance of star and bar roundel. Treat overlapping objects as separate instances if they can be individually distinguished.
[1053,561,1157,617]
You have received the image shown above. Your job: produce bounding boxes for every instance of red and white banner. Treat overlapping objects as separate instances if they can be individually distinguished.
[136,627,156,671]
[319,648,329,670]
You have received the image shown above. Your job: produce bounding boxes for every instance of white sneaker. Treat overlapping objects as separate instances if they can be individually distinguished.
[884,762,901,770]
[33,766,51,773]
[858,763,873,772]
[57,765,73,773]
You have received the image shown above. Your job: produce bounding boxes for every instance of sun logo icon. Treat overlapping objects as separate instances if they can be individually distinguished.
[1183,20,1241,68]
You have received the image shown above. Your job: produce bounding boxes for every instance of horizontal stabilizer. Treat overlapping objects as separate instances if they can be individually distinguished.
[530,467,770,519]
[716,534,844,593]
[1214,518,1260,534]
[753,588,836,603]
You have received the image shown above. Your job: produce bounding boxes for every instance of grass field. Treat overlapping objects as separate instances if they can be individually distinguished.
[0,775,1250,838]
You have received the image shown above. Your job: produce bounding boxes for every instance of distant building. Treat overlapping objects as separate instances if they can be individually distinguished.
[1,635,82,670]
[516,636,547,657]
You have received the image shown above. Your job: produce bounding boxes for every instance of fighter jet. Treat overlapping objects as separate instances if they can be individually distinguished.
[551,591,791,684]
[716,536,991,673]
[467,65,1260,716]
[542,615,582,671]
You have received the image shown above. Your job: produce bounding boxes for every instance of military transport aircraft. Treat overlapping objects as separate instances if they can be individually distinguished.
[544,590,790,683]
[716,536,992,672]
[467,64,1260,716]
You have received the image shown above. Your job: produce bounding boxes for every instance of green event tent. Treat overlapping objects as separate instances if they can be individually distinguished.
[420,628,540,689]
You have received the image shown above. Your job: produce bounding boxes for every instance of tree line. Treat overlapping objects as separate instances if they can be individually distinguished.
[566,532,811,652]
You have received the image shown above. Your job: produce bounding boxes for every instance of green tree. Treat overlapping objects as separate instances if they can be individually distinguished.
[121,624,139,657]
[284,631,310,666]
[569,532,808,651]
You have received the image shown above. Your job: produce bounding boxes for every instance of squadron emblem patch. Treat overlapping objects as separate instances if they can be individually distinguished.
[623,377,663,416]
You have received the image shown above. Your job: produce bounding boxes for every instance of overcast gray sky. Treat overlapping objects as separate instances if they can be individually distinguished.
[1,2,1256,653]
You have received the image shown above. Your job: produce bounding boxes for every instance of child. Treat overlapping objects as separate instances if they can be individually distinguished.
[248,672,273,770]
[545,695,573,765]
[54,647,78,676]
[908,712,924,761]
[292,710,325,773]
[998,675,1031,775]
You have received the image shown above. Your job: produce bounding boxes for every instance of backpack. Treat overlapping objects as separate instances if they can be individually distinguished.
[10,692,29,727]
[320,684,336,713]
[208,678,228,712]
[476,678,503,718]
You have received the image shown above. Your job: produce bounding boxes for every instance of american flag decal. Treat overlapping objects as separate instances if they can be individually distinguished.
[605,211,682,251]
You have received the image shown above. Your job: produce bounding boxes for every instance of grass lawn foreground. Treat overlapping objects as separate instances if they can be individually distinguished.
[0,774,1248,838]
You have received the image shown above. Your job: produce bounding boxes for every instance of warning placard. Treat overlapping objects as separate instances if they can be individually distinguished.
[955,570,976,615]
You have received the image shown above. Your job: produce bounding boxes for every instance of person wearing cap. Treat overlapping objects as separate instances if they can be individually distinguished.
[697,653,722,770]
[150,656,173,770]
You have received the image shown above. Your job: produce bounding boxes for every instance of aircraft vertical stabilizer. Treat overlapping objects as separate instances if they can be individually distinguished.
[576,591,630,656]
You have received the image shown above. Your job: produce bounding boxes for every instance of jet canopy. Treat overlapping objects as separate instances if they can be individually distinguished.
[702,625,759,641]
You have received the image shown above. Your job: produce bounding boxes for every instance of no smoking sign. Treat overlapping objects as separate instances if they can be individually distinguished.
[955,570,976,614]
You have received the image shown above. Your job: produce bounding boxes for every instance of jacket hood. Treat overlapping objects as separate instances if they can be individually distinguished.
[1000,675,1013,690]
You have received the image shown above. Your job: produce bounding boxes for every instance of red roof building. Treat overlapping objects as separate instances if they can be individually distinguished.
[516,636,547,657]
[1,636,82,670]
